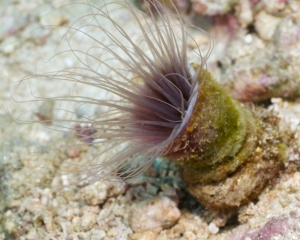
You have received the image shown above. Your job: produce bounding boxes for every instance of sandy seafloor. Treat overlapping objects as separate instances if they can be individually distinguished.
[1,0,300,239]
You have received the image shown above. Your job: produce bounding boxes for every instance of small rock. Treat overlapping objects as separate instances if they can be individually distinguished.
[4,221,16,234]
[40,13,68,26]
[80,211,97,231]
[21,197,45,213]
[208,222,219,234]
[262,0,286,14]
[36,100,54,125]
[91,229,106,240]
[43,211,54,232]
[188,35,210,49]
[67,146,80,158]
[107,228,118,237]
[255,11,281,41]
[236,0,253,27]
[130,231,158,240]
[78,181,108,205]
[184,230,196,240]
[0,36,17,55]
[128,196,180,233]
[191,0,238,16]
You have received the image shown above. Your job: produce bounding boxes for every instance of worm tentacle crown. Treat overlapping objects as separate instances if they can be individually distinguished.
[17,0,212,186]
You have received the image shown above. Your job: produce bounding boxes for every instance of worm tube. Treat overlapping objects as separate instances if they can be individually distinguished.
[166,67,287,210]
